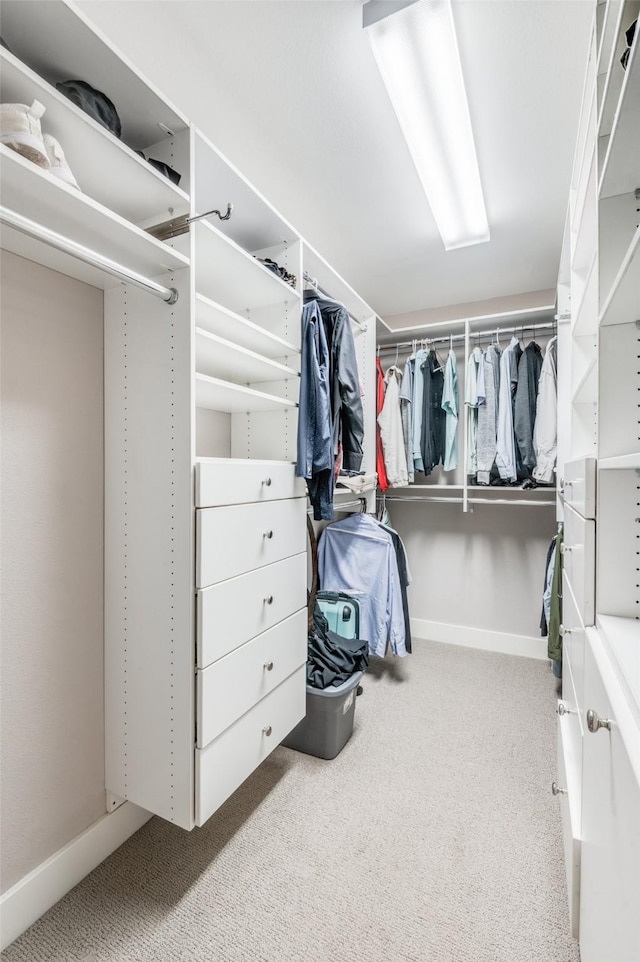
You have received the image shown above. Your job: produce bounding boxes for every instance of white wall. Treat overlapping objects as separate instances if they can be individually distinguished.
[0,252,105,893]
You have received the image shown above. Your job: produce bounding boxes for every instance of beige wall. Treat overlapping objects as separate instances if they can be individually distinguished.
[1,252,105,893]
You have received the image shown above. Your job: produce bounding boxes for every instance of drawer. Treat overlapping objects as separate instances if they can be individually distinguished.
[197,552,307,669]
[196,458,305,507]
[562,571,586,709]
[560,457,596,519]
[196,497,307,588]
[196,608,307,748]
[195,664,306,826]
[556,712,582,939]
[562,504,595,625]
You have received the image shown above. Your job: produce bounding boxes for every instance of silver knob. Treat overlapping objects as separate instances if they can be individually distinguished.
[586,709,613,734]
[551,781,567,796]
[263,595,274,605]
[262,725,272,736]
[263,529,273,539]
[556,702,576,716]
[264,661,274,671]
[262,478,272,487]
[559,624,573,637]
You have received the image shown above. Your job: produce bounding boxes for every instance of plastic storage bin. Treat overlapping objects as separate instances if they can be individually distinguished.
[282,669,363,760]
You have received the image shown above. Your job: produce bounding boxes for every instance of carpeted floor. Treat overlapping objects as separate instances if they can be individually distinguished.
[2,640,579,962]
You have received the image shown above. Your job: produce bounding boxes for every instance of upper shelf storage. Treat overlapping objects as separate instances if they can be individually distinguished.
[0,0,188,153]
[194,221,300,313]
[600,224,640,324]
[599,15,640,197]
[196,295,300,359]
[0,144,189,289]
[0,48,190,227]
[303,240,375,326]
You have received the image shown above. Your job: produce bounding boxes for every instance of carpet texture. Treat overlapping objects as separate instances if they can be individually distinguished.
[2,640,580,962]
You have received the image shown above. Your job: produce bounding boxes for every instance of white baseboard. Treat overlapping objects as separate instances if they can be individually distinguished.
[411,618,548,660]
[0,802,151,951]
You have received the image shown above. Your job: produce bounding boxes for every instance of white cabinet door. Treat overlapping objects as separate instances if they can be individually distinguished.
[563,504,595,626]
[196,458,305,507]
[562,572,586,710]
[557,711,582,939]
[560,457,596,519]
[579,631,640,962]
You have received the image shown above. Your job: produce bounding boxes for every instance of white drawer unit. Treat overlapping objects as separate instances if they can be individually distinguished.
[560,457,596,520]
[562,572,586,711]
[197,552,307,669]
[196,457,305,508]
[196,665,306,826]
[562,503,595,626]
[555,711,582,940]
[196,497,307,588]
[579,629,640,962]
[197,608,307,748]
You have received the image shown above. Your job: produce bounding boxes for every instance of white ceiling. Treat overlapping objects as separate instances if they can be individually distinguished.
[78,0,593,323]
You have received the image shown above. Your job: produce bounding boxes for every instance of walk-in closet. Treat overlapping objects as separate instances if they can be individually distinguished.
[1,1,638,961]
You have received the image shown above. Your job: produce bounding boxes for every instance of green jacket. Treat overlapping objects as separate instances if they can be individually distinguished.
[548,527,563,662]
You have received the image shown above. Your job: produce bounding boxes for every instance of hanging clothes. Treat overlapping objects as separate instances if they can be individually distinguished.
[547,525,563,677]
[495,335,520,483]
[411,347,427,473]
[441,348,459,472]
[378,366,409,487]
[399,359,415,484]
[420,350,445,475]
[514,340,543,476]
[375,357,389,492]
[296,299,334,520]
[540,535,557,637]
[465,346,483,476]
[303,290,364,474]
[533,336,558,483]
[476,344,501,484]
[318,513,407,658]
[376,517,412,654]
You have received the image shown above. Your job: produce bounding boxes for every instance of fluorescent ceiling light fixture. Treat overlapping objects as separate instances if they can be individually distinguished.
[364,0,489,251]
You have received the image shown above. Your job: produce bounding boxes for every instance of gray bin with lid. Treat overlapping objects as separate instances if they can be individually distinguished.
[282,670,363,760]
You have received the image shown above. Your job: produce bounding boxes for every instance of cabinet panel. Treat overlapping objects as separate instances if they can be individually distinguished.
[197,608,306,748]
[579,631,640,962]
[560,457,597,518]
[562,572,587,710]
[196,497,307,588]
[557,712,582,939]
[563,504,596,626]
[195,665,306,826]
[197,552,307,669]
[196,457,305,507]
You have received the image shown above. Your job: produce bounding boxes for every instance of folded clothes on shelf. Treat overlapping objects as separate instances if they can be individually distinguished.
[335,472,377,494]
[257,256,297,289]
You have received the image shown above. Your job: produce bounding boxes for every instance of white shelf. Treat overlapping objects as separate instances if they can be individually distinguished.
[599,25,640,197]
[600,224,640,325]
[573,355,598,404]
[195,221,300,314]
[195,329,299,386]
[597,0,624,76]
[572,251,599,336]
[599,454,640,469]
[0,48,190,226]
[0,144,189,289]
[195,295,299,359]
[195,374,298,414]
[597,615,640,724]
[0,0,188,150]
[303,240,375,324]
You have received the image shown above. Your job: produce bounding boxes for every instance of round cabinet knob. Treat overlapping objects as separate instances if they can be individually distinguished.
[262,478,272,487]
[263,529,273,539]
[263,595,274,605]
[262,725,272,736]
[556,702,575,716]
[551,781,567,796]
[559,624,573,637]
[264,661,274,671]
[586,709,613,734]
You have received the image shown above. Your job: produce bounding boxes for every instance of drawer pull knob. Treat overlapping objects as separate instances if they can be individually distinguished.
[586,709,613,734]
[560,544,573,555]
[264,661,274,671]
[559,624,573,637]
[264,595,274,605]
[556,702,576,716]
[262,725,272,736]
[263,529,273,539]
[551,781,567,796]
[262,478,272,487]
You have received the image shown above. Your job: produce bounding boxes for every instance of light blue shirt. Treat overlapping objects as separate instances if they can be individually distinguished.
[318,513,407,658]
[441,349,458,471]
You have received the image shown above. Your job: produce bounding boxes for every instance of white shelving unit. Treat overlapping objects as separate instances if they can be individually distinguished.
[556,2,640,957]
[0,0,376,833]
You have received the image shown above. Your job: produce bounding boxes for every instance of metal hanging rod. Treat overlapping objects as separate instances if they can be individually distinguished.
[303,271,368,333]
[377,320,557,354]
[381,494,553,507]
[0,205,179,304]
